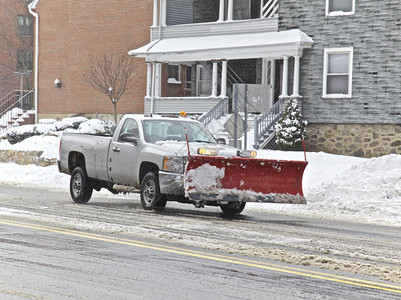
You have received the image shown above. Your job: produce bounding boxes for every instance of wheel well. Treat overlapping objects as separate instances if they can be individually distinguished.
[68,152,86,173]
[139,162,159,183]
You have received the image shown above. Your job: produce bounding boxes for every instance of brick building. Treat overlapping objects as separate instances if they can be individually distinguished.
[0,0,33,101]
[30,0,153,121]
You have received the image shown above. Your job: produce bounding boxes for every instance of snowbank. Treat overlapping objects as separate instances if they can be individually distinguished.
[0,124,400,227]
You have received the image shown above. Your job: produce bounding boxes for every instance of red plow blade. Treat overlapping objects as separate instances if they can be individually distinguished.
[185,155,308,204]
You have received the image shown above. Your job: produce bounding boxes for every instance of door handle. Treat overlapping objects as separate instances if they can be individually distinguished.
[112,147,120,152]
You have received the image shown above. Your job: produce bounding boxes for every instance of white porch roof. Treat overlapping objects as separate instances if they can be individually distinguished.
[128,29,314,63]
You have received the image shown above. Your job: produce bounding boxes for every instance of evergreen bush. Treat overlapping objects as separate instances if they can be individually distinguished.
[275,98,308,151]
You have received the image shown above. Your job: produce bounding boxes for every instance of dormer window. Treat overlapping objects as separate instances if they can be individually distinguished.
[326,0,355,16]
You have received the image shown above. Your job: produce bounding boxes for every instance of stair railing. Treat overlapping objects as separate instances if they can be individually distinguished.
[198,97,229,126]
[253,98,283,149]
[0,89,35,132]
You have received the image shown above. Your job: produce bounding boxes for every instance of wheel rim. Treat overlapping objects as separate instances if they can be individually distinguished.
[143,179,156,206]
[72,173,82,197]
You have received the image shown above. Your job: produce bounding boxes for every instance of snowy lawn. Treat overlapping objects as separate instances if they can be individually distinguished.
[0,125,400,227]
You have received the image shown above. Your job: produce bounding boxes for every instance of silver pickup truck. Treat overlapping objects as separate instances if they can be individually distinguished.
[58,114,250,213]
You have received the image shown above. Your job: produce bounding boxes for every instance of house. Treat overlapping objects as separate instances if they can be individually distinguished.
[27,0,153,122]
[129,1,312,117]
[130,0,401,157]
[281,0,401,157]
[0,0,34,129]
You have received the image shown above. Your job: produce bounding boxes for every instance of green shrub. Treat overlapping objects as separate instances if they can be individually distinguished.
[275,98,307,151]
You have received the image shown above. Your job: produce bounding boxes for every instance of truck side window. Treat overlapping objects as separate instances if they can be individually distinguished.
[119,119,139,141]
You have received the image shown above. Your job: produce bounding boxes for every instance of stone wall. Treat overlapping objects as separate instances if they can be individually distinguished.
[306,124,401,157]
[0,150,56,167]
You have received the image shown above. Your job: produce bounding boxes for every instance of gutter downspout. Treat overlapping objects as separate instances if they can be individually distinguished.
[28,0,39,124]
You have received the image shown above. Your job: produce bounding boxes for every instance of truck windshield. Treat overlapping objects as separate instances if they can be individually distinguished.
[142,120,217,144]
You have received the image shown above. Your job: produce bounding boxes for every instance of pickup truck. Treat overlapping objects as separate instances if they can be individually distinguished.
[58,114,254,214]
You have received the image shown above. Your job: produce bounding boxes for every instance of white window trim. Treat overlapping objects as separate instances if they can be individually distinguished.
[325,0,355,17]
[322,47,353,99]
[167,64,181,84]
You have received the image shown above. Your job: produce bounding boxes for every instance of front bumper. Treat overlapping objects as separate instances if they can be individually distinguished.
[159,171,185,195]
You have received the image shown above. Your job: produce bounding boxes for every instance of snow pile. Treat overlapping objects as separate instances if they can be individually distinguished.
[0,121,400,227]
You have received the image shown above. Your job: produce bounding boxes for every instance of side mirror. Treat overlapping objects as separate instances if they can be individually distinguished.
[119,133,139,145]
[216,138,226,145]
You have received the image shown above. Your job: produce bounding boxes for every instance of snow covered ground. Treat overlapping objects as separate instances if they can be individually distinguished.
[0,124,400,227]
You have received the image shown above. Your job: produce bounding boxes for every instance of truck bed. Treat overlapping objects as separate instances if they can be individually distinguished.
[59,132,112,182]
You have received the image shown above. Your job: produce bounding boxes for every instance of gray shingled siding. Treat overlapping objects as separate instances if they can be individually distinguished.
[279,0,401,124]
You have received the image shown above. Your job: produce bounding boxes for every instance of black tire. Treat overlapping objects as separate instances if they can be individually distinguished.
[70,167,93,204]
[220,202,246,214]
[140,172,167,210]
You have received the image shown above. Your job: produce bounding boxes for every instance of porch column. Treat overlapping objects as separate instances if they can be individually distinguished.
[150,63,156,114]
[153,0,158,26]
[155,62,162,97]
[280,56,289,98]
[146,62,152,98]
[221,60,228,97]
[291,55,301,98]
[270,60,276,107]
[161,0,167,26]
[227,0,233,21]
[218,0,225,22]
[212,61,218,97]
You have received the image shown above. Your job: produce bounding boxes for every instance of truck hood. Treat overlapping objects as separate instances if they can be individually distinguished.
[154,141,240,157]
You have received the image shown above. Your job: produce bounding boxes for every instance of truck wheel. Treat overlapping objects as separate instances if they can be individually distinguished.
[220,202,246,214]
[70,167,93,204]
[140,172,167,210]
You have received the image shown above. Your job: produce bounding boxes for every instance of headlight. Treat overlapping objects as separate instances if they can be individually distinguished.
[238,150,257,158]
[197,148,218,156]
[162,156,185,173]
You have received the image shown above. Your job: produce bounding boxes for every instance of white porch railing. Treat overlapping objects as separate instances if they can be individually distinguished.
[198,97,229,126]
[261,0,279,19]
[144,96,225,116]
[151,17,278,40]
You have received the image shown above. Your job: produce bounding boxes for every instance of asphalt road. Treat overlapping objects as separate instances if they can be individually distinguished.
[0,185,400,299]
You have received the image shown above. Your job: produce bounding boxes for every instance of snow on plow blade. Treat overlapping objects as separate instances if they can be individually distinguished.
[185,155,308,204]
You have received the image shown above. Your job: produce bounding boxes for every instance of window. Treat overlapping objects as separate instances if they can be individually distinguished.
[17,49,33,72]
[167,64,181,84]
[17,15,33,37]
[323,47,353,98]
[326,0,355,16]
[232,0,250,20]
[120,119,139,140]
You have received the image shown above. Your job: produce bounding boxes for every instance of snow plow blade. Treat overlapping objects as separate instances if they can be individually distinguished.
[185,155,308,204]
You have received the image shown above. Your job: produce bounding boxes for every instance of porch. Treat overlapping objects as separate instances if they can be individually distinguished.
[129,29,314,116]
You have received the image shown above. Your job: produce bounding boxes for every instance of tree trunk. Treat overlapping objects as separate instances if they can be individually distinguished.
[113,101,117,123]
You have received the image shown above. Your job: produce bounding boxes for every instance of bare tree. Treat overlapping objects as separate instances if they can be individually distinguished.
[84,51,137,123]
[0,1,34,93]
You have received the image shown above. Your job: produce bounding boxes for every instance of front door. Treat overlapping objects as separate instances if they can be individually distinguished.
[196,64,212,96]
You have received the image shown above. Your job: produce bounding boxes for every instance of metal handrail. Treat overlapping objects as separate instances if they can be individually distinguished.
[253,98,283,149]
[198,97,229,126]
[0,89,35,132]
[218,62,244,86]
[0,90,20,107]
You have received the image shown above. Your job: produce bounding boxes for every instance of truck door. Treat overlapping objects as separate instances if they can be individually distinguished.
[108,118,141,186]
